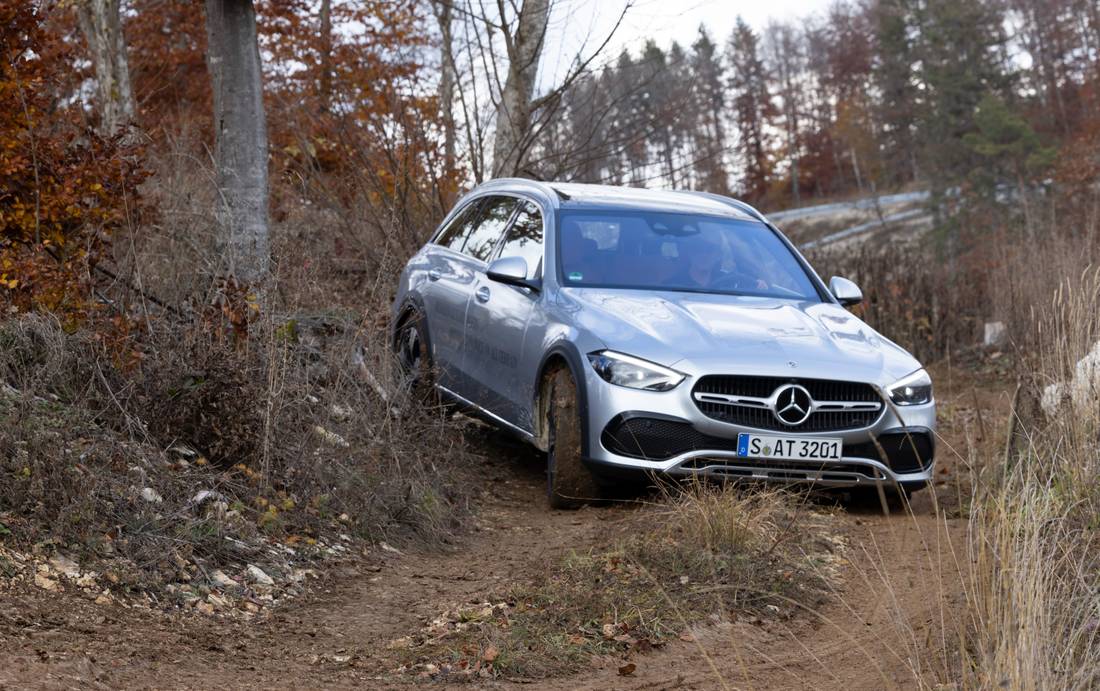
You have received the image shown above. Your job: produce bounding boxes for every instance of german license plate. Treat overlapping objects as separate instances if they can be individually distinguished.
[736,434,842,461]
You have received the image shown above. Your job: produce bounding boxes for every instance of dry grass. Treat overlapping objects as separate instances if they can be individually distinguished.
[0,302,474,587]
[962,268,1100,690]
[397,485,841,681]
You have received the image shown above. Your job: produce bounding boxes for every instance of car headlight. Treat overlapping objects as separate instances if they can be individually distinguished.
[587,350,685,391]
[887,368,932,405]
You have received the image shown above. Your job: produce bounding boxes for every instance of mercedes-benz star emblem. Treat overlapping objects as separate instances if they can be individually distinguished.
[774,385,813,425]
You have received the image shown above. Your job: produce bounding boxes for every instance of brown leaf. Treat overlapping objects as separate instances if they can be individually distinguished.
[481,645,499,663]
[618,663,637,676]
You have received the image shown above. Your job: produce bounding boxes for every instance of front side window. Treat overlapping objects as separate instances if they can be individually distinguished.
[557,209,820,300]
[496,201,544,278]
[462,196,518,261]
[434,200,482,252]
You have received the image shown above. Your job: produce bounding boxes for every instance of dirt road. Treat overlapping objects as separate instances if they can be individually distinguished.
[0,364,1005,690]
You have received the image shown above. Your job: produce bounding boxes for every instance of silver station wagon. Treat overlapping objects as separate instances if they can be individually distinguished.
[392,180,935,508]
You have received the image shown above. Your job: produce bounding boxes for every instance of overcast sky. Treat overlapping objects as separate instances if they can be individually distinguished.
[540,0,834,87]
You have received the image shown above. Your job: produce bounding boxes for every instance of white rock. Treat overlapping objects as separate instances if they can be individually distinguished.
[379,541,402,555]
[34,573,59,592]
[49,553,80,578]
[141,487,163,503]
[211,570,237,588]
[983,321,1006,347]
[331,403,354,421]
[313,425,350,448]
[1041,341,1100,416]
[191,489,225,506]
[207,593,229,609]
[1069,341,1100,409]
[246,564,274,586]
[1041,382,1065,418]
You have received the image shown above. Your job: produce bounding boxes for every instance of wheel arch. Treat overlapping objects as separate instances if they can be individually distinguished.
[392,294,430,352]
[533,343,591,455]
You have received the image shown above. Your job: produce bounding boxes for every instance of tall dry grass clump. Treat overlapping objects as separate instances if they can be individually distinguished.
[965,268,1100,690]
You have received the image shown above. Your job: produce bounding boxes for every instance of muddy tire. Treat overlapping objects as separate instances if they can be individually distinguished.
[545,366,601,509]
[394,311,436,405]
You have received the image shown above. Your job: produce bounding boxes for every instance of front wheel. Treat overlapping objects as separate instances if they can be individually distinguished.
[545,366,601,510]
[394,311,436,405]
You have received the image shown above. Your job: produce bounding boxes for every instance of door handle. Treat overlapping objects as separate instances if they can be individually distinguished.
[475,286,491,303]
[428,268,442,281]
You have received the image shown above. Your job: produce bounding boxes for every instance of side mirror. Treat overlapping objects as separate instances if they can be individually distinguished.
[486,256,539,291]
[829,276,863,306]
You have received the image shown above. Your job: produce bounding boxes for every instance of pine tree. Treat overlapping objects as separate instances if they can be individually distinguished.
[640,40,678,186]
[727,17,776,202]
[912,0,1012,191]
[872,0,920,184]
[690,26,729,194]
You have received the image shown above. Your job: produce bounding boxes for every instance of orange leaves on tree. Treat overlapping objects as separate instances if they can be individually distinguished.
[0,2,145,320]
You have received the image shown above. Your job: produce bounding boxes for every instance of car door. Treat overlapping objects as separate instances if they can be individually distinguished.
[438,195,521,400]
[419,198,484,393]
[464,199,546,430]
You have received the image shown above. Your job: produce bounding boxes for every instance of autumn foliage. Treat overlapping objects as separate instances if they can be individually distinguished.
[1,2,143,320]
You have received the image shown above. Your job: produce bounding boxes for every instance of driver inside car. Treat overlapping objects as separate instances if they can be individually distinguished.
[671,230,768,292]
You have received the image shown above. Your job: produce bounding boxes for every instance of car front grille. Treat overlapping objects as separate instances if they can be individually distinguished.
[692,375,883,432]
[600,415,934,476]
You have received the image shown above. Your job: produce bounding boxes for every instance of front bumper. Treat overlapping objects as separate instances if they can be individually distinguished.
[581,367,936,488]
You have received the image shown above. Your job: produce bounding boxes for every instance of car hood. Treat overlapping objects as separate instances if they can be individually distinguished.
[561,287,921,387]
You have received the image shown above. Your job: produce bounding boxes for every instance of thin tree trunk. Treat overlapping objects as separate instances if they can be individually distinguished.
[75,0,134,135]
[491,0,550,178]
[318,0,332,110]
[432,0,457,174]
[849,146,864,193]
[205,0,270,285]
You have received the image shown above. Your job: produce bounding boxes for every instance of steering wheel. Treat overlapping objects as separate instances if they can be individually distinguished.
[710,271,765,292]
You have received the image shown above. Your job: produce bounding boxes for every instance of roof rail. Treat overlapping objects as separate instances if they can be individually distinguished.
[677,190,768,223]
[551,186,571,201]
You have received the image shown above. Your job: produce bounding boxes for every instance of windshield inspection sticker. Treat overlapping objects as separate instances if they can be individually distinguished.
[567,272,583,281]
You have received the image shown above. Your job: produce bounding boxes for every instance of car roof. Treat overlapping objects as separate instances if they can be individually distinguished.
[472,179,765,223]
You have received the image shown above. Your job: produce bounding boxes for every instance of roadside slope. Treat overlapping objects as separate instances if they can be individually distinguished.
[0,363,1007,690]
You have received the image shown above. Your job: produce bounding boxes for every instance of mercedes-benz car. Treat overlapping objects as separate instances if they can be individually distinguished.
[391,180,935,508]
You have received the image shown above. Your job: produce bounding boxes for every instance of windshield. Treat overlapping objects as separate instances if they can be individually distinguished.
[557,209,822,300]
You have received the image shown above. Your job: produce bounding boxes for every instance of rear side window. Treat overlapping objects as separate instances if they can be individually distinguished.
[462,196,518,262]
[435,200,482,252]
[496,201,544,278]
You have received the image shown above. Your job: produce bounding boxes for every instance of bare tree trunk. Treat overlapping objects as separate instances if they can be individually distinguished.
[491,0,550,178]
[432,0,457,173]
[790,153,800,206]
[849,146,864,193]
[205,0,270,285]
[318,0,332,111]
[75,0,134,135]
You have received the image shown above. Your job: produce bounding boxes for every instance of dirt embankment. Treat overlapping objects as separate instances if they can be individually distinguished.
[0,362,1011,690]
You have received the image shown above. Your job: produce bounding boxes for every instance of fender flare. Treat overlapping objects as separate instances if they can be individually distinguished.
[392,294,434,362]
[535,342,592,456]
